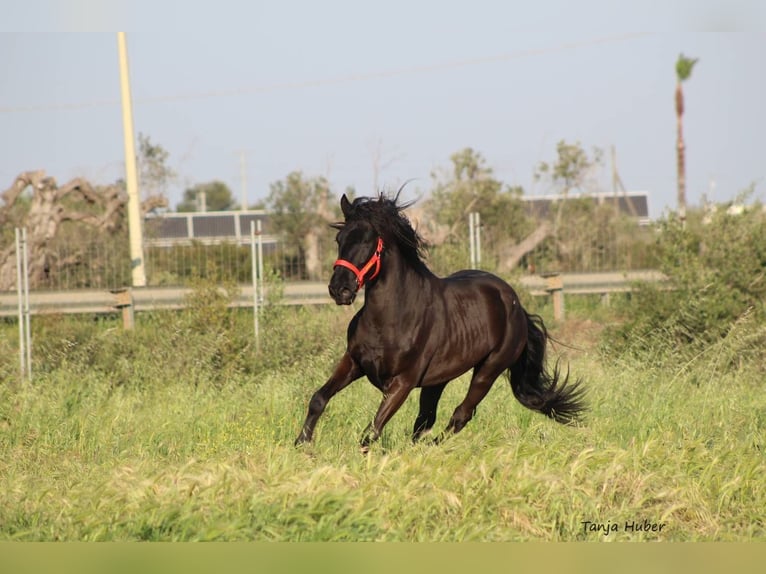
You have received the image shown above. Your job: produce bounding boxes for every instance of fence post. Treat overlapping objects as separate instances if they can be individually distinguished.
[250,221,260,353]
[543,272,565,322]
[468,212,481,268]
[257,219,264,306]
[469,213,475,267]
[22,228,31,381]
[112,288,135,330]
[15,229,26,382]
[474,212,481,267]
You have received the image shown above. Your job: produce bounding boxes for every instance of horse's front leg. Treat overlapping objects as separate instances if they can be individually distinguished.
[360,376,414,453]
[295,352,362,446]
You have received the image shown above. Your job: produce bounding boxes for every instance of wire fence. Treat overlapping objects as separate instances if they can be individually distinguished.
[1,218,658,294]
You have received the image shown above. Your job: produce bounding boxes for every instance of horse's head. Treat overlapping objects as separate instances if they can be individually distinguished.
[328,194,384,305]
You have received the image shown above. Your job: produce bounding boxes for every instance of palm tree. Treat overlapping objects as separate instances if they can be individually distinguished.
[675,53,699,226]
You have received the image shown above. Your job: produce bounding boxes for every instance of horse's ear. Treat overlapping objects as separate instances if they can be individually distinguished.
[340,194,352,218]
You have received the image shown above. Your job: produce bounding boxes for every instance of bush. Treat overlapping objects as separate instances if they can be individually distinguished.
[603,200,766,373]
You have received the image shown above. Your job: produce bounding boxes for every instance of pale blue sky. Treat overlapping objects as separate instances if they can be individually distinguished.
[1,1,764,218]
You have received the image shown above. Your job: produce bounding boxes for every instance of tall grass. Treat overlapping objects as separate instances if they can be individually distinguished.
[0,284,763,541]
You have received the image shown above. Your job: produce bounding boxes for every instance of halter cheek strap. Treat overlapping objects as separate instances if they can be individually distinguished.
[333,237,384,291]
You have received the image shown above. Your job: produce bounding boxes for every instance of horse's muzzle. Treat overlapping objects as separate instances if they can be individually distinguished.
[328,283,356,305]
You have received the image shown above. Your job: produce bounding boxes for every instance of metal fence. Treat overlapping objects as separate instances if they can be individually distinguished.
[1,229,658,294]
[1,195,658,294]
[1,239,317,292]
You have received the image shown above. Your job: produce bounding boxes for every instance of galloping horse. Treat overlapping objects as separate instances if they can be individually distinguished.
[295,193,585,449]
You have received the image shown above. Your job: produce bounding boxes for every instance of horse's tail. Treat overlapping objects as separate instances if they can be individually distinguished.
[508,311,586,424]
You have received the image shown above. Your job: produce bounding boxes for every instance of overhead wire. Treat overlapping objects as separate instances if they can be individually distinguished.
[0,33,652,114]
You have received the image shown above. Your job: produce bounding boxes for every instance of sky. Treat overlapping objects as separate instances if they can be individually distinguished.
[1,1,764,219]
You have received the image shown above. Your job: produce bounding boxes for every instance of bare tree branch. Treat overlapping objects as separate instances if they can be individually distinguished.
[499,221,551,272]
[0,170,165,290]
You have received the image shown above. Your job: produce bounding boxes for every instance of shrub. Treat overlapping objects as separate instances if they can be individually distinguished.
[603,199,766,373]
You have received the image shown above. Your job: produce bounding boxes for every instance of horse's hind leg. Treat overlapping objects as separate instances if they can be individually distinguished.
[412,382,447,442]
[442,361,507,437]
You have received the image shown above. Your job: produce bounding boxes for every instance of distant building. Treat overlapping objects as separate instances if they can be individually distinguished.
[522,191,650,225]
[144,210,278,247]
[143,191,651,247]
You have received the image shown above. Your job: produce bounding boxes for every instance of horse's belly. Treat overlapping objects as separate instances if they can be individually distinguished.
[419,339,492,385]
[419,299,511,384]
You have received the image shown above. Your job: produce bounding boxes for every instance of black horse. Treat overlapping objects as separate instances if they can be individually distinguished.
[295,193,585,449]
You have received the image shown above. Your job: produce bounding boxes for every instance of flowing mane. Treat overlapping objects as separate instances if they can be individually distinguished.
[337,193,429,270]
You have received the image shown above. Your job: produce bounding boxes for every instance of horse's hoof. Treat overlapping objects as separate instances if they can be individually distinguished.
[432,433,447,445]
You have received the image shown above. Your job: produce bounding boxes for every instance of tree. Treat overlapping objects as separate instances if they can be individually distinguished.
[675,53,698,226]
[535,140,603,195]
[535,140,603,227]
[0,170,167,290]
[428,148,527,239]
[532,141,650,273]
[266,171,338,280]
[426,148,533,271]
[137,133,176,202]
[177,181,236,212]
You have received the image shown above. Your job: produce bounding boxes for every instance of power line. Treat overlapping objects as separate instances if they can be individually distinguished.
[1,33,652,114]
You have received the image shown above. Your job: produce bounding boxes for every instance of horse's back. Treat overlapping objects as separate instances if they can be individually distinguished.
[443,268,526,333]
[443,269,520,300]
[438,268,524,327]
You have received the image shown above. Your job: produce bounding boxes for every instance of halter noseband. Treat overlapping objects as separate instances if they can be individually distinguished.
[333,237,384,291]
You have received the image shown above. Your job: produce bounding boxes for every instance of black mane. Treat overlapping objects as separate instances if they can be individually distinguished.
[340,193,429,269]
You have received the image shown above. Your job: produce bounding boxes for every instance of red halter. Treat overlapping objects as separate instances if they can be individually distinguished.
[333,237,384,291]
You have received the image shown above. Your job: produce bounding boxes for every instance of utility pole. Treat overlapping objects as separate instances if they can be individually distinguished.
[117,32,146,287]
[611,145,637,217]
[196,190,207,213]
[240,151,248,211]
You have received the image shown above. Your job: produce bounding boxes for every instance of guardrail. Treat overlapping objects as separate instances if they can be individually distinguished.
[519,270,667,320]
[0,270,667,320]
[0,283,329,317]
[519,270,666,296]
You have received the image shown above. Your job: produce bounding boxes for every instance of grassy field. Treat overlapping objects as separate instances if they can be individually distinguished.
[0,295,764,541]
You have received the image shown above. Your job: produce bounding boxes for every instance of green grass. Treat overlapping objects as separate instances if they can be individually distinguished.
[0,301,764,541]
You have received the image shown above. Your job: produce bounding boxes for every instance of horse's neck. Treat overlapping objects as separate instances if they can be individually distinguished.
[363,250,433,313]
